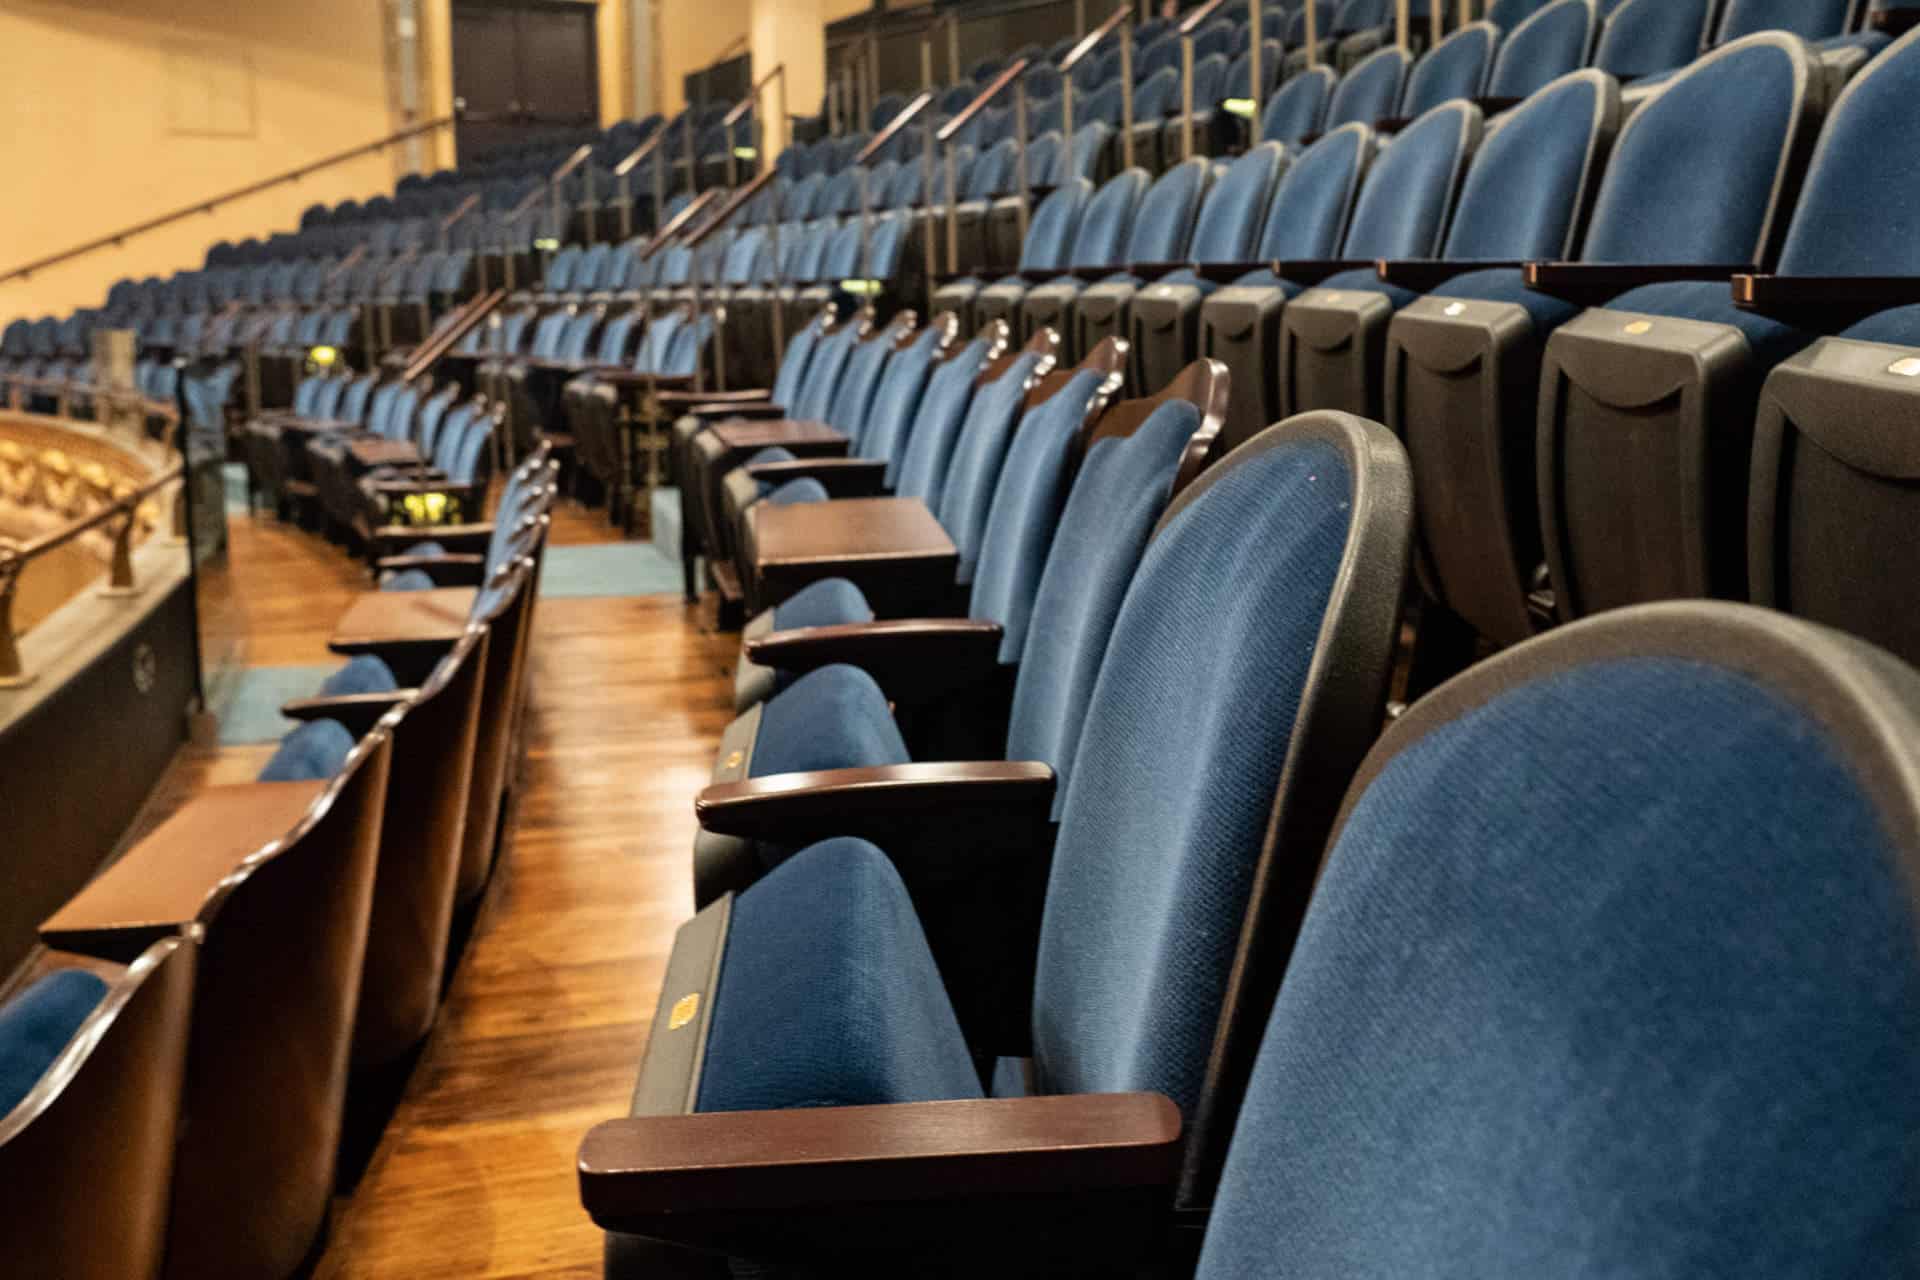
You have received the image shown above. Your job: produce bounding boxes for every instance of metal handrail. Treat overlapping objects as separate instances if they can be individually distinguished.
[858,91,936,165]
[1176,0,1229,35]
[935,59,1030,145]
[1060,6,1131,140]
[643,189,723,259]
[685,171,778,250]
[0,454,186,685]
[437,193,482,252]
[403,288,505,382]
[937,59,1033,276]
[0,113,459,284]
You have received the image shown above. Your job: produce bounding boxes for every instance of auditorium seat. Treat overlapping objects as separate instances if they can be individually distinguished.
[1278,70,1618,422]
[584,411,1412,1276]
[372,447,558,587]
[733,327,1025,611]
[272,625,491,1065]
[1389,20,1498,124]
[696,358,1226,904]
[40,720,393,1280]
[1204,101,1476,450]
[1384,32,1825,655]
[1196,601,1920,1278]
[1322,44,1411,132]
[0,938,195,1280]
[1482,0,1599,101]
[1259,63,1336,146]
[729,341,1127,713]
[1088,142,1284,389]
[930,179,1092,331]
[1535,28,1920,626]
[1592,0,1714,81]
[1023,157,1212,359]
[971,166,1146,338]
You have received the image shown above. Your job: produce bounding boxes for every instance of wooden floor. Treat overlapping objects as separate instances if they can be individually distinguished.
[150,497,735,1277]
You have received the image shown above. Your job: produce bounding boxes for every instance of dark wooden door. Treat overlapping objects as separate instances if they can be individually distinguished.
[452,0,600,162]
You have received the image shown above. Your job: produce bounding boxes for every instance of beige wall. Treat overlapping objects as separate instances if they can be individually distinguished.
[0,0,405,324]
[656,0,751,115]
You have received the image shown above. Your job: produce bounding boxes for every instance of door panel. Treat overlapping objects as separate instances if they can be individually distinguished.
[452,1,600,162]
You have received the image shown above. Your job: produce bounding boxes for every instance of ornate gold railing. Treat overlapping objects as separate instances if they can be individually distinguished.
[0,425,183,686]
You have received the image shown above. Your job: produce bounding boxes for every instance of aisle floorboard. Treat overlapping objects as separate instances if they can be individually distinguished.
[154,496,733,1276]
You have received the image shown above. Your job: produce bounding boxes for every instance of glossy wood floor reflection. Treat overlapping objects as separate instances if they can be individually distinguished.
[162,496,735,1276]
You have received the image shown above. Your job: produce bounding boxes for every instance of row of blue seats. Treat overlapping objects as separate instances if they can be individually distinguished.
[0,456,561,1276]
[590,256,1920,1279]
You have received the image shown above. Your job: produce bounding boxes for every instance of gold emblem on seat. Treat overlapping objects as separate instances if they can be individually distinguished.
[669,993,701,1030]
[1623,320,1653,335]
[723,749,744,771]
[1888,356,1920,378]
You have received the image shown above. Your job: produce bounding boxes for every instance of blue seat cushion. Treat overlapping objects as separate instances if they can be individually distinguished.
[400,540,448,559]
[1606,280,1819,368]
[1227,268,1309,298]
[1834,303,1920,348]
[750,664,911,778]
[746,445,798,499]
[381,568,437,592]
[258,718,356,782]
[771,577,874,633]
[1436,265,1583,334]
[0,970,109,1116]
[1202,657,1920,1276]
[695,838,984,1112]
[1315,265,1419,312]
[318,654,399,697]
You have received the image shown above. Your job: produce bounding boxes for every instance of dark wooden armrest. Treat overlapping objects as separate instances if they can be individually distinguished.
[660,387,771,408]
[379,553,487,586]
[1523,261,1749,304]
[366,473,459,493]
[330,586,474,655]
[697,760,1052,844]
[1471,96,1523,115]
[280,690,415,737]
[1375,259,1525,291]
[744,456,889,497]
[282,416,362,436]
[41,782,328,957]
[746,619,1002,702]
[1731,274,1920,317]
[373,520,493,557]
[578,1094,1183,1255]
[1873,7,1920,35]
[692,400,788,420]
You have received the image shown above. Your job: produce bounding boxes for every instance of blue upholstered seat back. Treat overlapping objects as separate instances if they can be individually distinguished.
[1189,144,1288,264]
[0,970,109,1117]
[528,309,570,359]
[1442,70,1612,261]
[1256,125,1373,260]
[890,336,995,502]
[1126,158,1213,264]
[1338,101,1477,260]
[1580,34,1813,265]
[792,321,863,423]
[631,311,683,374]
[966,139,1018,201]
[662,316,710,378]
[258,719,356,782]
[970,369,1111,662]
[338,376,374,422]
[1201,648,1920,1277]
[1262,66,1336,145]
[1327,47,1410,130]
[770,313,826,408]
[1006,402,1200,793]
[1070,169,1148,269]
[364,381,400,435]
[1018,180,1093,272]
[1775,28,1920,275]
[594,311,637,365]
[383,384,421,441]
[1228,41,1283,99]
[1029,431,1355,1117]
[1489,0,1599,96]
[1403,22,1498,117]
[414,388,455,457]
[450,415,492,482]
[1717,0,1853,42]
[1594,0,1713,78]
[933,351,1048,579]
[825,327,896,439]
[859,323,948,475]
[1133,67,1182,121]
[293,376,325,417]
[1186,53,1231,114]
[544,246,581,292]
[431,405,474,472]
[1488,0,1554,26]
